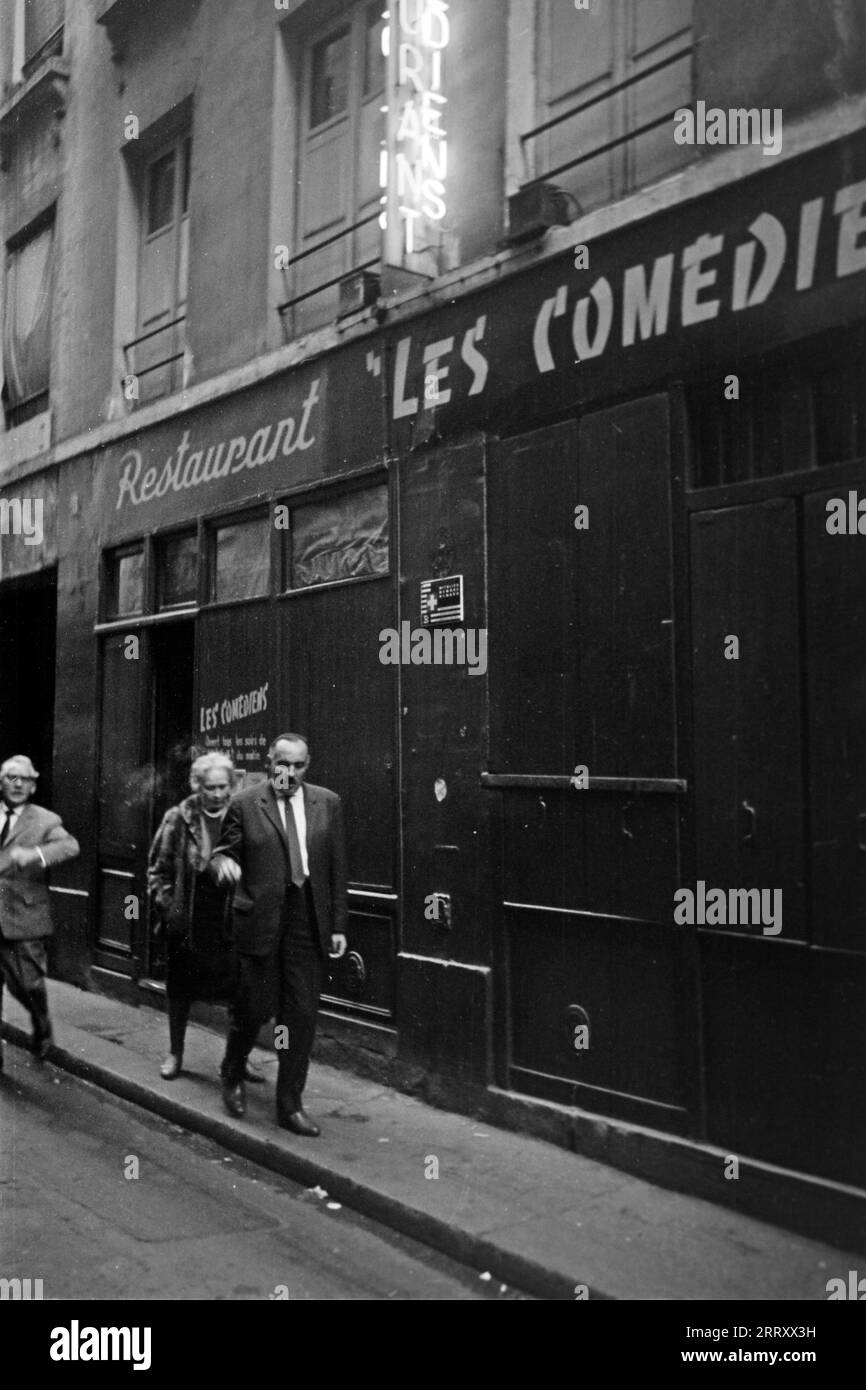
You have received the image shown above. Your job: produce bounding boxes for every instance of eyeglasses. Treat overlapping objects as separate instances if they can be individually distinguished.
[3,775,33,784]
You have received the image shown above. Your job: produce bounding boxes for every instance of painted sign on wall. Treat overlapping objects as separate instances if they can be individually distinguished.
[98,345,380,540]
[381,130,866,443]
[195,606,273,787]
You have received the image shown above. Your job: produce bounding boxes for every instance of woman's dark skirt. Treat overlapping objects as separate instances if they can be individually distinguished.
[165,873,235,1003]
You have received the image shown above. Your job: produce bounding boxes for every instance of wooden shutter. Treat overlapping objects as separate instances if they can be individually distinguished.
[804,489,866,951]
[138,149,179,335]
[576,393,676,777]
[488,418,580,774]
[535,0,692,208]
[536,0,617,208]
[629,0,693,189]
[690,500,806,936]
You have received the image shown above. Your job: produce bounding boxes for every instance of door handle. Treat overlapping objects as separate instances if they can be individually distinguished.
[621,800,635,841]
[857,812,866,852]
[741,799,757,847]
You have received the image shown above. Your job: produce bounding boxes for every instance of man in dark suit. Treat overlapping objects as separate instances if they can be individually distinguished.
[0,755,80,1071]
[211,733,347,1135]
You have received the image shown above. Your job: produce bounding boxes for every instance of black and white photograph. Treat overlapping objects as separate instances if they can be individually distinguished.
[0,0,865,1344]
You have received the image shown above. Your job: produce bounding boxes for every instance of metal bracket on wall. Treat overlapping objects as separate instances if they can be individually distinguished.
[480,773,687,794]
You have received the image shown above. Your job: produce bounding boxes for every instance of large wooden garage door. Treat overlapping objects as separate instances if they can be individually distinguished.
[488,394,693,1130]
[691,493,866,1186]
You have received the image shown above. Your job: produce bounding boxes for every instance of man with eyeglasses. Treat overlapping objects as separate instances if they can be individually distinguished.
[0,755,79,1070]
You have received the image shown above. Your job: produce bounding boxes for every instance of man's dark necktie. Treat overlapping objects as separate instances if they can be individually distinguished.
[0,811,13,847]
[282,795,306,888]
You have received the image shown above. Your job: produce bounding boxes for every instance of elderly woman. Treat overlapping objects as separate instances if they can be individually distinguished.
[147,751,262,1082]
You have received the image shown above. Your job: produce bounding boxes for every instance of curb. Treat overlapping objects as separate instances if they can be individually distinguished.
[1,1025,604,1301]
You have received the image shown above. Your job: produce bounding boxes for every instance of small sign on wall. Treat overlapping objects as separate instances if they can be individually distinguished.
[421,574,464,625]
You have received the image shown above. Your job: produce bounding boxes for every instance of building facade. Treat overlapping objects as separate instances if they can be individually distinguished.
[2,0,866,1217]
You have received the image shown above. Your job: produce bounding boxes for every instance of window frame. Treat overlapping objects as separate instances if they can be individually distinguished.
[309,23,353,132]
[103,542,147,623]
[2,209,56,432]
[686,326,866,492]
[155,527,199,612]
[279,0,386,337]
[206,507,274,610]
[11,0,65,84]
[138,130,191,333]
[509,0,694,208]
[120,121,193,407]
[276,473,391,599]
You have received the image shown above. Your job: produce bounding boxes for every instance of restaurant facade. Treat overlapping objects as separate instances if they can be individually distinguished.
[1,0,866,1229]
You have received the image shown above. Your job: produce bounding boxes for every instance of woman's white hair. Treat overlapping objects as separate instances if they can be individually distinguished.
[189,751,236,790]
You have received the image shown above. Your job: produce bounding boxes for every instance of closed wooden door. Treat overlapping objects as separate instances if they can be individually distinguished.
[281,577,397,1020]
[804,488,866,952]
[489,394,690,1127]
[690,499,806,936]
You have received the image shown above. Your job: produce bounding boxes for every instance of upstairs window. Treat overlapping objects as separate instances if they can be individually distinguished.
[1,217,54,431]
[280,2,385,337]
[522,0,693,215]
[22,0,65,76]
[124,132,191,405]
[8,0,65,84]
[310,28,352,127]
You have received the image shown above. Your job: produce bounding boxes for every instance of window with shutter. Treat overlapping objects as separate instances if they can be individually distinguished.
[125,133,191,404]
[526,0,693,212]
[2,219,54,430]
[283,2,385,337]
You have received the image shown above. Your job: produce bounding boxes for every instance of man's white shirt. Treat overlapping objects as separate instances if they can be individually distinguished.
[276,790,309,878]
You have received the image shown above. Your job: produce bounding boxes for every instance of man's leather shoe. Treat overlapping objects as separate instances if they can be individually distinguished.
[219,1061,264,1084]
[222,1078,246,1118]
[32,1029,52,1062]
[277,1108,320,1137]
[160,1054,183,1080]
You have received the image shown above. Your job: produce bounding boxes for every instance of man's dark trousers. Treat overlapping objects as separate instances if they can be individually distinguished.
[223,881,325,1114]
[0,933,50,1039]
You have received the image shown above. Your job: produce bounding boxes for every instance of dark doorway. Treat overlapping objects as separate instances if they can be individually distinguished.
[145,620,195,982]
[151,620,196,829]
[0,570,57,804]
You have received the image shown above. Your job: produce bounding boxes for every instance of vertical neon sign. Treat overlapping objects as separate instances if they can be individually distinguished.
[380,0,450,273]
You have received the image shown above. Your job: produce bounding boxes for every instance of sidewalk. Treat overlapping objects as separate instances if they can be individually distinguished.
[2,980,861,1301]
